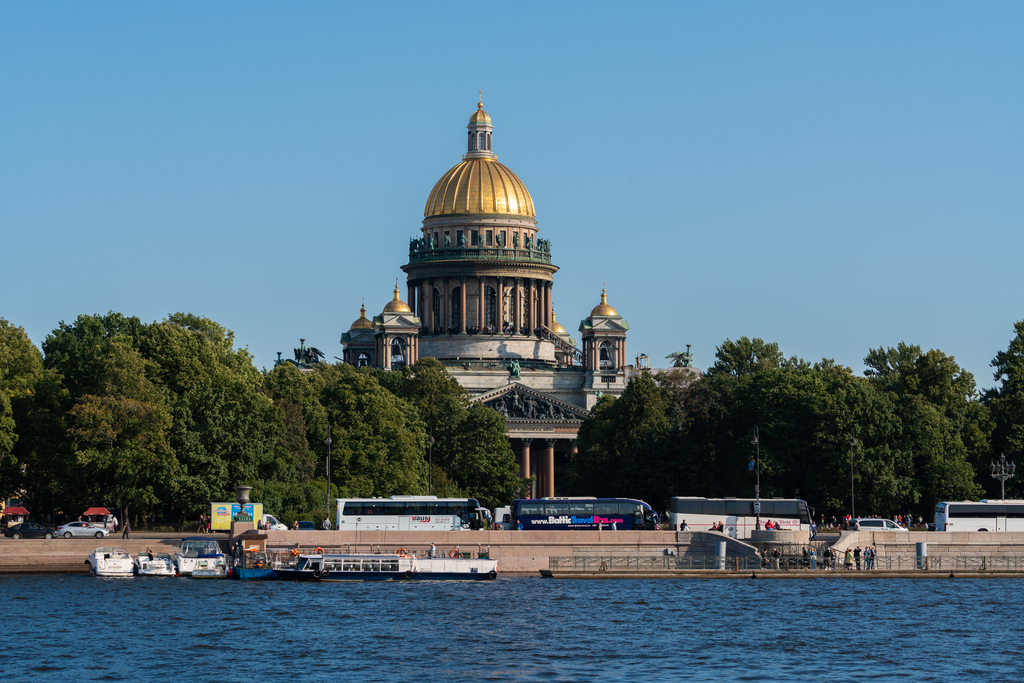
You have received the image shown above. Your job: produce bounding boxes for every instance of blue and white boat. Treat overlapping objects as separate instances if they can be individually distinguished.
[273,552,497,582]
[174,537,224,576]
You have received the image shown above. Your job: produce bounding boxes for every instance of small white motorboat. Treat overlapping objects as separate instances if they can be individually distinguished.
[174,537,223,576]
[135,550,177,576]
[86,547,135,577]
[191,553,228,578]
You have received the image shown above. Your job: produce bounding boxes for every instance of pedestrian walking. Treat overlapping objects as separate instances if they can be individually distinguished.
[122,521,131,540]
[809,547,817,570]
[771,547,781,570]
[322,517,331,530]
[844,547,853,570]
[854,546,862,570]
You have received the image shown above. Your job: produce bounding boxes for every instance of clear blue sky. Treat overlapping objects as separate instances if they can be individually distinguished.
[3,3,1022,390]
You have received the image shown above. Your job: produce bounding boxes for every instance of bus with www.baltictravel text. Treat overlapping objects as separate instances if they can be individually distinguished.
[668,497,814,539]
[334,496,488,531]
[934,500,1024,532]
[510,497,657,530]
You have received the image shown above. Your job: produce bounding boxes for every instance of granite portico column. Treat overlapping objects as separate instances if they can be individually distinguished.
[525,278,533,333]
[543,439,556,497]
[545,282,552,329]
[408,281,416,316]
[496,277,505,331]
[459,276,467,334]
[520,438,532,483]
[477,276,484,330]
[442,278,450,333]
[427,280,436,334]
[514,277,522,334]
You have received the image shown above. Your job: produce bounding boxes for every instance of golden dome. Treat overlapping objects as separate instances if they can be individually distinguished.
[469,101,491,125]
[590,287,618,317]
[551,307,567,335]
[350,300,373,330]
[383,284,412,313]
[424,159,535,217]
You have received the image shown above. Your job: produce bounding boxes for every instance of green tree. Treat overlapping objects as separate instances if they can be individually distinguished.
[864,343,986,510]
[369,358,520,508]
[317,363,427,497]
[565,372,672,506]
[706,337,785,377]
[984,321,1024,498]
[138,315,282,519]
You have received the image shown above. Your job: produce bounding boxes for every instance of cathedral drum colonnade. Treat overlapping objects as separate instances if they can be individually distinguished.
[341,101,631,496]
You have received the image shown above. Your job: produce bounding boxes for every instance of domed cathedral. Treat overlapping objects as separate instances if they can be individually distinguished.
[341,101,632,497]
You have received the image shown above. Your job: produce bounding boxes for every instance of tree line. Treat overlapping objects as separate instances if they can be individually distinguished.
[0,312,522,528]
[565,326,1024,518]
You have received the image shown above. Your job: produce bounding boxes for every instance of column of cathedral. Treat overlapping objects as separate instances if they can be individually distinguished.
[459,276,467,333]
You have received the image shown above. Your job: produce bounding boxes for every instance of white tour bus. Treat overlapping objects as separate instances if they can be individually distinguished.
[335,496,488,531]
[934,500,1024,532]
[668,497,814,539]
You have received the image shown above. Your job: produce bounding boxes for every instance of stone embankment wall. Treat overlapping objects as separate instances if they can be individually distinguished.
[0,538,187,573]
[830,531,1024,556]
[245,529,758,573]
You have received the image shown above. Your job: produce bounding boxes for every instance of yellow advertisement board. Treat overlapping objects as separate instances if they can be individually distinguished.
[210,502,263,531]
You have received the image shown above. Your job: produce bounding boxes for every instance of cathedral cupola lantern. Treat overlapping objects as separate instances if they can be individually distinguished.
[466,97,495,160]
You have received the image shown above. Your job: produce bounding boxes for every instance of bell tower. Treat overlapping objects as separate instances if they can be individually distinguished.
[579,287,628,409]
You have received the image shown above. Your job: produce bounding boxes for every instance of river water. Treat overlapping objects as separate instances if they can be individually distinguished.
[2,574,1022,682]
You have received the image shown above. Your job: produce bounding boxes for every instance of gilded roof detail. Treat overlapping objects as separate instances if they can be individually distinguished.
[424,159,535,218]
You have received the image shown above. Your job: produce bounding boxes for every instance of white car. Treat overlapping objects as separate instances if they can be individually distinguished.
[57,522,110,539]
[856,518,908,531]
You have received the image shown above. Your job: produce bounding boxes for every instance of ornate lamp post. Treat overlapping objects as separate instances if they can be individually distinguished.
[990,453,1016,500]
[324,426,332,520]
[849,435,857,519]
[750,426,761,529]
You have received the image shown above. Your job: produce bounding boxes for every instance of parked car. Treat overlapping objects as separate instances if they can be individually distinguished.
[855,518,908,531]
[296,521,316,530]
[56,522,110,539]
[5,522,60,539]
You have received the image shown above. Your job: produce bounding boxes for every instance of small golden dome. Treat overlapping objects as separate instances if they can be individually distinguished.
[590,287,618,317]
[469,101,492,125]
[425,159,534,217]
[350,300,373,330]
[383,284,412,313]
[552,307,567,335]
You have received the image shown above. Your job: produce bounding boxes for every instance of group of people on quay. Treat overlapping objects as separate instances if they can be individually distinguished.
[822,513,926,530]
[757,545,879,570]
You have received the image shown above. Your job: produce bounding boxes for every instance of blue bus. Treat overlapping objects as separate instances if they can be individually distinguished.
[511,497,656,530]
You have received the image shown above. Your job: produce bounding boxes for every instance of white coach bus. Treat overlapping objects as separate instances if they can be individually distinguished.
[334,496,488,531]
[934,500,1024,532]
[668,497,814,539]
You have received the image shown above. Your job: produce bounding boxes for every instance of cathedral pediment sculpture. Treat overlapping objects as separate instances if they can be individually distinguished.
[477,383,587,423]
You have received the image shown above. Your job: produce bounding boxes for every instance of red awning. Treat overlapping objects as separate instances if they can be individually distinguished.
[82,507,111,516]
[2,506,30,516]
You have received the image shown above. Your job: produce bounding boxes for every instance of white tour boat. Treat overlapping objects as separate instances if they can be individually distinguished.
[174,537,224,576]
[273,551,498,582]
[86,547,135,577]
[135,550,177,576]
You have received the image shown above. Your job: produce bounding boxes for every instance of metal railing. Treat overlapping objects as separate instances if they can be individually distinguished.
[408,246,552,265]
[548,553,1024,572]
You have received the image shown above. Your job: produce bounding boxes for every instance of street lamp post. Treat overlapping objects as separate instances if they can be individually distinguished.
[990,453,1017,500]
[849,435,857,520]
[324,426,332,522]
[751,426,761,529]
[428,426,435,496]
